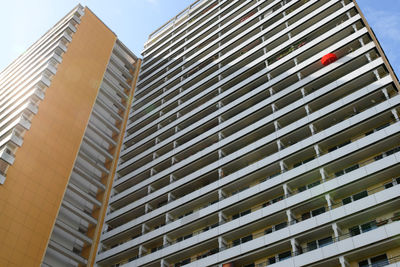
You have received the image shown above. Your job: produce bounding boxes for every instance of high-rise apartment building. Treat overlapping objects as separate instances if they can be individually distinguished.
[0,5,140,267]
[95,0,400,267]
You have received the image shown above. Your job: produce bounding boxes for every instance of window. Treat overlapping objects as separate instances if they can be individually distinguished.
[265,227,273,234]
[278,251,292,261]
[353,190,368,201]
[275,222,288,231]
[342,197,352,205]
[233,239,241,246]
[360,221,377,233]
[301,212,311,221]
[370,254,388,266]
[358,260,369,267]
[311,207,326,217]
[349,225,361,236]
[268,257,276,264]
[385,182,394,189]
[349,220,377,237]
[241,235,253,243]
[318,236,333,248]
[358,254,388,267]
[306,240,317,251]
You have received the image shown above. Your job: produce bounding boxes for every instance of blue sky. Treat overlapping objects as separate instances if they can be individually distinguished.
[0,0,399,78]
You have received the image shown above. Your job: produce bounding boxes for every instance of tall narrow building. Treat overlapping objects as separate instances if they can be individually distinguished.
[0,5,140,267]
[96,0,400,267]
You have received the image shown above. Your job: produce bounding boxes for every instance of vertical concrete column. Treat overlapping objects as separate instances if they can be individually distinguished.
[218,168,224,179]
[314,144,322,157]
[161,259,169,267]
[165,213,173,224]
[309,124,316,135]
[283,183,292,197]
[219,211,227,224]
[391,109,400,121]
[301,87,306,97]
[339,256,350,267]
[168,192,175,203]
[139,245,147,257]
[169,174,176,183]
[320,168,328,182]
[290,238,300,255]
[381,87,389,100]
[280,160,288,173]
[142,223,150,235]
[219,188,227,200]
[305,105,312,116]
[163,235,171,246]
[286,209,295,224]
[145,203,153,214]
[325,194,333,209]
[332,222,342,239]
[218,236,227,250]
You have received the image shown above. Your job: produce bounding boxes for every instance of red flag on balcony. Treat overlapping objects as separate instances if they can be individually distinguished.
[321,53,337,66]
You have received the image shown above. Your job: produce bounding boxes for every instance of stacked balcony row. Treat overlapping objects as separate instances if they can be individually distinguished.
[0,5,84,184]
[42,41,139,267]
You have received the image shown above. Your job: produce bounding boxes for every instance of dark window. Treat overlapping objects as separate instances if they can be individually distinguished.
[306,240,317,251]
[328,146,338,152]
[345,164,359,173]
[244,264,255,267]
[232,213,240,220]
[265,227,273,234]
[335,170,344,177]
[184,233,192,240]
[385,182,394,189]
[298,185,307,192]
[272,196,283,203]
[396,177,400,184]
[349,226,361,236]
[263,201,271,207]
[309,181,321,189]
[376,123,390,131]
[303,157,315,164]
[318,236,333,247]
[233,239,241,247]
[370,254,388,266]
[241,235,253,243]
[301,212,311,221]
[293,162,302,168]
[311,207,326,217]
[361,221,377,233]
[365,130,374,136]
[181,258,191,265]
[353,191,368,201]
[268,257,276,264]
[339,140,351,148]
[278,251,292,261]
[342,196,352,205]
[275,222,288,230]
[358,259,369,267]
[241,209,251,216]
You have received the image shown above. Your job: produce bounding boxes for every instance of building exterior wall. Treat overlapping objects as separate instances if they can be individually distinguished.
[0,6,125,267]
[96,0,400,266]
